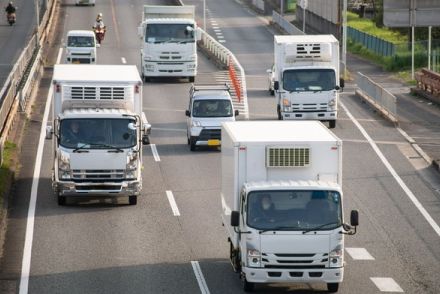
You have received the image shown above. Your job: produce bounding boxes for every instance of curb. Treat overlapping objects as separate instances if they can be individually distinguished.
[355,89,399,126]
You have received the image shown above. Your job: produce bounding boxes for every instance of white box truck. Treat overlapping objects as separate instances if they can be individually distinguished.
[46,65,151,206]
[65,30,97,64]
[271,35,344,128]
[138,5,199,82]
[221,121,358,292]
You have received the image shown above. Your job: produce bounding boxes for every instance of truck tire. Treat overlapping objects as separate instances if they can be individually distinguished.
[327,283,339,292]
[243,277,255,292]
[189,76,195,83]
[144,76,150,83]
[129,195,137,205]
[329,120,336,129]
[190,137,197,151]
[269,88,274,96]
[277,105,282,120]
[58,196,66,206]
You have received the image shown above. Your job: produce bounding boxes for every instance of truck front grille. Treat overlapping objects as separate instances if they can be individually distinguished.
[199,129,221,140]
[72,169,125,182]
[262,252,328,269]
[292,103,328,111]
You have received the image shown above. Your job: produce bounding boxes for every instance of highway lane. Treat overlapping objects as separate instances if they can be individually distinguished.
[2,0,440,293]
[184,0,440,293]
[0,0,42,87]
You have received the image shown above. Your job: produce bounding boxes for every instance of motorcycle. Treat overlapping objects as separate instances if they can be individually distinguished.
[93,26,106,46]
[6,12,16,26]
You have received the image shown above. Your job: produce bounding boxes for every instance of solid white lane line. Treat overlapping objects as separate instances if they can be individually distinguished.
[19,48,63,294]
[166,190,180,216]
[150,144,160,162]
[191,261,210,294]
[370,277,404,292]
[341,101,440,237]
[121,57,126,64]
[345,248,375,260]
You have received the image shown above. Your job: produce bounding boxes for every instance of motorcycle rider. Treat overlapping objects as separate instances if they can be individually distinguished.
[93,13,105,45]
[5,1,16,15]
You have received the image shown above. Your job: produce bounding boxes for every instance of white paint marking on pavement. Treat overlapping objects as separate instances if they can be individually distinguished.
[150,144,160,162]
[396,127,432,164]
[212,26,220,30]
[219,40,226,43]
[345,247,375,260]
[341,101,440,237]
[216,35,224,39]
[370,277,404,292]
[19,48,63,294]
[191,261,210,294]
[214,29,221,32]
[121,57,126,64]
[166,190,180,216]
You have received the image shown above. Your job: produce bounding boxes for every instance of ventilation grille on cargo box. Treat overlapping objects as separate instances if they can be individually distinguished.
[295,43,323,59]
[266,147,310,167]
[65,86,128,100]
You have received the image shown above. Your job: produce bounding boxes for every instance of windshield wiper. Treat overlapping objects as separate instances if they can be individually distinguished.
[73,143,90,153]
[73,142,124,153]
[302,222,340,234]
[259,226,300,234]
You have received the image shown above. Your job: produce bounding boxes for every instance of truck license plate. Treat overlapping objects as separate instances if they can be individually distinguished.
[207,139,220,146]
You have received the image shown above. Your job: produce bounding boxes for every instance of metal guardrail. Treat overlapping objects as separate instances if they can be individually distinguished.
[198,28,249,119]
[356,72,398,123]
[272,11,304,35]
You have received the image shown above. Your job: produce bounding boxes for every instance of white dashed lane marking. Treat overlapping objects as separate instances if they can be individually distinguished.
[150,144,160,162]
[166,190,180,216]
[345,248,375,260]
[370,277,404,292]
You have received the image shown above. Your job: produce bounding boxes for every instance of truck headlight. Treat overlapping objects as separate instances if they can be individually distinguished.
[282,98,290,106]
[126,152,139,179]
[191,121,202,127]
[329,245,343,268]
[247,249,261,267]
[58,151,71,179]
[328,98,337,110]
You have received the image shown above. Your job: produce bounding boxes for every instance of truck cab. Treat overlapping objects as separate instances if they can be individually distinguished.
[65,30,97,64]
[185,84,239,151]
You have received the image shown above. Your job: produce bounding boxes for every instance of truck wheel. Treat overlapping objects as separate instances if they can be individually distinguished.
[327,283,339,293]
[277,105,282,120]
[329,120,336,129]
[189,77,195,83]
[243,277,255,292]
[129,196,137,205]
[144,76,150,82]
[58,196,66,206]
[269,88,274,96]
[190,137,197,151]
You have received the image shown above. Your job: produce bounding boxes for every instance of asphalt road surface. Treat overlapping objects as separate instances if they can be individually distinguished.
[1,0,440,293]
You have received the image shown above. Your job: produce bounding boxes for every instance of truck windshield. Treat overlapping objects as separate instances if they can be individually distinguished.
[247,190,342,231]
[283,69,336,92]
[60,118,137,149]
[146,24,195,43]
[67,36,95,47]
[192,99,233,118]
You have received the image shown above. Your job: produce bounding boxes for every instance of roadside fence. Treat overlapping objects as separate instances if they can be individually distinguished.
[356,72,398,124]
[272,11,304,35]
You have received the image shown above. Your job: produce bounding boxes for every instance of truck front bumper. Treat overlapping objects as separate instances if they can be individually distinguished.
[143,62,196,77]
[242,266,343,284]
[281,111,337,121]
[54,180,141,197]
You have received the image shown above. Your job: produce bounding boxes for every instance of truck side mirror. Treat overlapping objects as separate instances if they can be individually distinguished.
[230,211,240,227]
[350,210,359,227]
[274,81,279,91]
[142,136,150,145]
[266,69,272,73]
[196,28,202,41]
[339,78,345,89]
[137,26,143,39]
[46,126,53,139]
[185,110,190,117]
[143,123,152,135]
[234,110,239,116]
